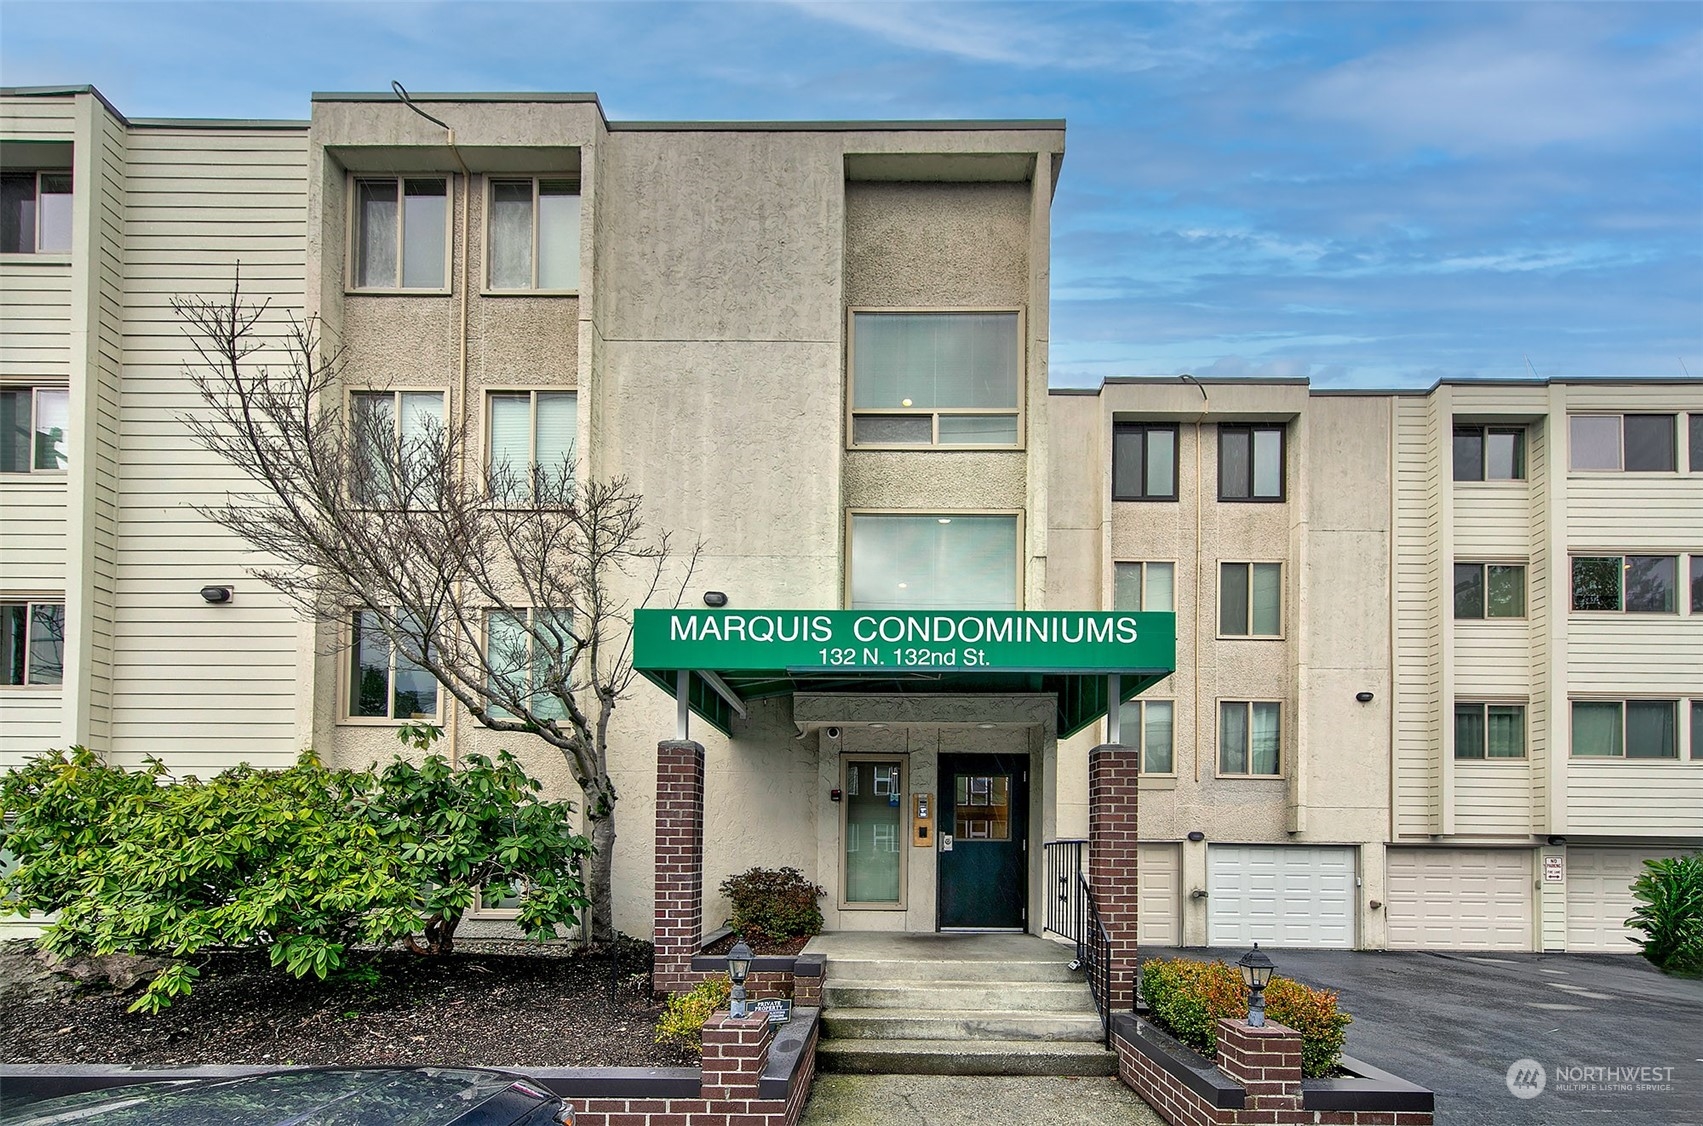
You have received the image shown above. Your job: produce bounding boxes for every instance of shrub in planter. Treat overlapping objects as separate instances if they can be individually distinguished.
[718,866,824,945]
[655,973,732,1052]
[1627,852,1703,976]
[1139,957,1353,1078]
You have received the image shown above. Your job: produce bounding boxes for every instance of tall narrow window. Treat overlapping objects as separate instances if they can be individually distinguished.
[1,601,64,686]
[1689,415,1703,473]
[1112,424,1178,500]
[488,178,581,291]
[1,170,72,254]
[347,610,439,721]
[0,387,69,472]
[1113,562,1175,612]
[844,759,903,904]
[848,513,1018,610]
[1218,424,1285,501]
[1692,556,1703,614]
[849,311,1020,447]
[352,176,447,290]
[1219,562,1281,636]
[1219,701,1281,775]
[487,390,577,498]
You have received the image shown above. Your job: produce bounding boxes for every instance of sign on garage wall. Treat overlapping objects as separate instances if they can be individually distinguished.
[1544,855,1565,883]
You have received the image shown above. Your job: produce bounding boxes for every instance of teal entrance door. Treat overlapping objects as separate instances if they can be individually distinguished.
[937,754,1028,930]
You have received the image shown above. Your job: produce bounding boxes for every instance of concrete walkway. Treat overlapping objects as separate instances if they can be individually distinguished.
[799,1074,1164,1125]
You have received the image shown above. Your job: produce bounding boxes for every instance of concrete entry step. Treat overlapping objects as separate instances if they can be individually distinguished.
[823,1007,1107,1042]
[824,981,1099,1012]
[816,1037,1118,1077]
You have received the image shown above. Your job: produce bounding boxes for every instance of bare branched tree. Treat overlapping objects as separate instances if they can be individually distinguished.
[173,274,699,941]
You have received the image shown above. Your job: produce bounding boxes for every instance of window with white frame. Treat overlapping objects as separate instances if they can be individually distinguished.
[347,610,439,721]
[1453,425,1525,481]
[1218,424,1284,501]
[1571,555,1677,613]
[1,170,72,254]
[488,178,580,291]
[486,390,577,497]
[1454,702,1526,760]
[484,608,570,721]
[2,600,64,686]
[0,386,69,472]
[1219,700,1281,775]
[1112,423,1178,501]
[1219,562,1281,636]
[1454,562,1526,619]
[1569,413,1677,472]
[350,390,446,506]
[351,176,448,290]
[1115,698,1175,774]
[849,311,1020,448]
[848,513,1018,610]
[1572,699,1678,759]
[1113,561,1175,612]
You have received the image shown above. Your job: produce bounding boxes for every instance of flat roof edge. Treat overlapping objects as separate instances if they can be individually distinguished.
[2,84,127,125]
[129,118,308,130]
[1051,374,1701,397]
[312,91,603,104]
[608,119,1066,134]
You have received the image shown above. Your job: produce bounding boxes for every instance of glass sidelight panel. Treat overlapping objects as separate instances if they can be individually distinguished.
[844,759,903,904]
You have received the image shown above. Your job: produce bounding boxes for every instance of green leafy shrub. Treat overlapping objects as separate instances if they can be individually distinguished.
[0,749,419,1013]
[1139,957,1353,1078]
[371,724,594,955]
[654,973,732,1052]
[718,866,824,945]
[1627,852,1703,976]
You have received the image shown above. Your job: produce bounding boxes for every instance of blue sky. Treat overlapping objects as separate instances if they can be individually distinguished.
[2,1,1699,388]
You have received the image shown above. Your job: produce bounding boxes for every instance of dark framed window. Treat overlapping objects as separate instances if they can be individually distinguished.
[2,600,64,686]
[0,386,69,472]
[1571,699,1678,759]
[347,610,439,721]
[1690,415,1703,473]
[1693,700,1703,760]
[1453,426,1525,481]
[1692,556,1703,614]
[1112,423,1178,501]
[1218,424,1284,501]
[1570,413,1677,472]
[1,170,72,254]
[1454,563,1525,619]
[1454,703,1526,760]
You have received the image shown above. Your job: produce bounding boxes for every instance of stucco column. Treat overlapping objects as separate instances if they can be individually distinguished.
[1089,741,1140,1008]
[653,738,705,993]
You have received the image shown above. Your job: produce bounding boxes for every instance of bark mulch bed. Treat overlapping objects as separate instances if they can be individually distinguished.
[0,938,695,1070]
[699,932,812,958]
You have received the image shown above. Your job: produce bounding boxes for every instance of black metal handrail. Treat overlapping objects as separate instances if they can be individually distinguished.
[1077,872,1114,1048]
[1041,839,1086,943]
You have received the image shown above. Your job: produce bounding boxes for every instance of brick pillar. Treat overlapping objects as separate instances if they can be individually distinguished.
[1216,1018,1303,1114]
[654,739,705,993]
[700,1011,774,1100]
[1088,742,1140,1008]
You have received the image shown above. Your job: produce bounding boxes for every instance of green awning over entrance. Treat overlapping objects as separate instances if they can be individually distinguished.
[633,609,1177,738]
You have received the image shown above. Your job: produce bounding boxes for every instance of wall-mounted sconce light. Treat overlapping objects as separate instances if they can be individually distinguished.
[1355,691,1374,703]
[1547,835,1566,847]
[200,586,233,604]
[703,591,728,607]
[1186,831,1206,843]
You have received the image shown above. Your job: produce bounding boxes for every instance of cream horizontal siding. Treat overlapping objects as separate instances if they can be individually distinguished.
[0,480,68,587]
[1562,384,1703,412]
[1565,763,1703,835]
[1454,622,1532,695]
[1446,385,1551,415]
[1526,420,1552,832]
[0,265,74,376]
[1392,398,1441,836]
[1566,617,1701,691]
[1453,487,1531,557]
[1454,762,1535,836]
[0,692,62,764]
[1565,477,1703,547]
[108,126,307,767]
[0,96,78,140]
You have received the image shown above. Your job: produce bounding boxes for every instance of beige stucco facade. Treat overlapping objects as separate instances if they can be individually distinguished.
[3,85,1698,954]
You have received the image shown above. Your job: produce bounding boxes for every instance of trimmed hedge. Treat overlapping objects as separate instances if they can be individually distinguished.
[718,866,824,945]
[1140,956,1352,1078]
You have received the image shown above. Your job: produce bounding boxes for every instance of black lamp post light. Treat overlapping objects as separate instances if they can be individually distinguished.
[727,938,754,1019]
[1237,943,1276,1027]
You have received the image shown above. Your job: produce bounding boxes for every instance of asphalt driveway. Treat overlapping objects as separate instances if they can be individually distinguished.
[1143,946,1703,1126]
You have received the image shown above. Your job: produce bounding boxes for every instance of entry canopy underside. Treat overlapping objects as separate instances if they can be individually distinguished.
[633,609,1177,739]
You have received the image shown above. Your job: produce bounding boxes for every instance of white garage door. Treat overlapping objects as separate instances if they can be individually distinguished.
[1207,845,1355,948]
[1567,848,1677,953]
[1138,843,1181,946]
[1386,848,1532,951]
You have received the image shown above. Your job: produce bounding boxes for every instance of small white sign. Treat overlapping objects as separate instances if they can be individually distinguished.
[1543,855,1565,883]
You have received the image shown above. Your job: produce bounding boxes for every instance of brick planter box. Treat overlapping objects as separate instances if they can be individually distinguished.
[0,1008,821,1126]
[1111,1012,1433,1126]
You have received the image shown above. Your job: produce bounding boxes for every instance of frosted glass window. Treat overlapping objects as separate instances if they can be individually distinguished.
[489,180,533,289]
[1569,415,1621,470]
[354,177,445,289]
[851,312,1019,447]
[849,514,1017,610]
[537,181,581,289]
